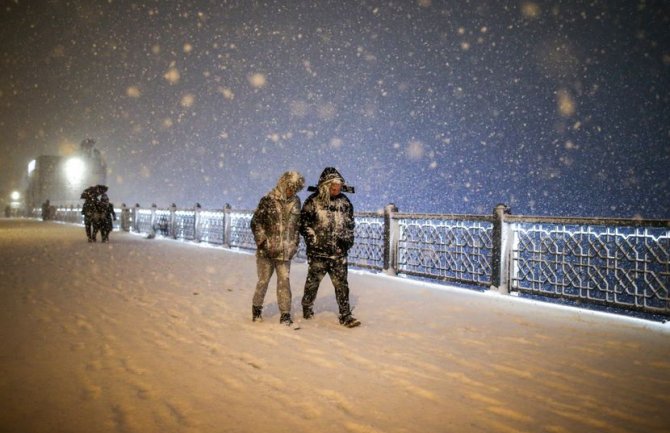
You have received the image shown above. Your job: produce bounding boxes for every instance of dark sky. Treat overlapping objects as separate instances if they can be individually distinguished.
[1,0,668,218]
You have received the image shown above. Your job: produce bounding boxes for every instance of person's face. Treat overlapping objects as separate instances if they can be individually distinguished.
[285,187,295,198]
[329,182,342,197]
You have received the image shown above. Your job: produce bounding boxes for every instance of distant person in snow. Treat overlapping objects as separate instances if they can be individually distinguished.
[41,200,51,221]
[250,171,305,326]
[95,194,116,243]
[81,188,99,242]
[300,167,360,328]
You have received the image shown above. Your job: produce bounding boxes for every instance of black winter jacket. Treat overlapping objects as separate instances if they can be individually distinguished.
[300,192,355,259]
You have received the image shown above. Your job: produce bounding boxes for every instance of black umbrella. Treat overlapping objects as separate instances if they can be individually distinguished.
[80,185,108,199]
[81,186,97,199]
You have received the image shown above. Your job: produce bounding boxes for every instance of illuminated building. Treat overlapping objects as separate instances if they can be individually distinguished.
[25,139,106,211]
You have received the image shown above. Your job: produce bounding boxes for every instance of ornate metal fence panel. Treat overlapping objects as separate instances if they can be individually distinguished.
[175,210,195,240]
[54,207,82,224]
[510,223,670,314]
[228,211,255,250]
[136,209,154,234]
[199,211,225,244]
[348,214,385,270]
[396,216,494,286]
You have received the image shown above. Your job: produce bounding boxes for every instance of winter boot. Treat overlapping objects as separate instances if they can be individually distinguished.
[279,313,293,326]
[303,306,314,320]
[252,306,263,322]
[339,314,361,328]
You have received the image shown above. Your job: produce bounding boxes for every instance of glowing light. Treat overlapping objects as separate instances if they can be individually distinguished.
[164,66,181,84]
[248,73,267,88]
[557,89,576,117]
[126,86,141,98]
[10,191,20,201]
[28,160,36,175]
[64,158,86,186]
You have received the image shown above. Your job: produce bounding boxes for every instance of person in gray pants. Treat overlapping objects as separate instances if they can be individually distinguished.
[250,171,305,326]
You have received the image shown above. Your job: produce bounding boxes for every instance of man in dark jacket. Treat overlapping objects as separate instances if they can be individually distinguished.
[250,171,305,326]
[300,167,360,328]
[96,194,116,243]
[81,189,98,242]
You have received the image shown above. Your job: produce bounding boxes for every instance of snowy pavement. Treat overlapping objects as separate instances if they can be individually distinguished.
[1,219,669,433]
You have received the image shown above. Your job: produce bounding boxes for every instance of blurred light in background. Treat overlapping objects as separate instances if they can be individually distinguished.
[64,158,86,186]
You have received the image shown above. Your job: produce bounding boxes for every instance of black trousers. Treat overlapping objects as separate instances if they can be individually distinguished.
[84,217,93,240]
[301,256,352,317]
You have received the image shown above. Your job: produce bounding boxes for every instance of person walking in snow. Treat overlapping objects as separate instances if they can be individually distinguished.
[300,167,360,328]
[41,199,51,221]
[81,188,99,242]
[95,194,116,243]
[250,171,305,326]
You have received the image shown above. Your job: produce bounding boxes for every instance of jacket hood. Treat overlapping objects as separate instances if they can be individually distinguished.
[307,167,355,193]
[272,171,305,199]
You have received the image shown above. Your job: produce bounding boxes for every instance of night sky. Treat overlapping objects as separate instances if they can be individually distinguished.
[1,0,668,218]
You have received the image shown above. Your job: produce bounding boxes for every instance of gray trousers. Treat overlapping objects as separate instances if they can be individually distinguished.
[252,257,292,315]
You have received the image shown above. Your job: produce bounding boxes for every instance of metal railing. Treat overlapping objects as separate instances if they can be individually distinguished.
[504,215,670,315]
[39,203,670,317]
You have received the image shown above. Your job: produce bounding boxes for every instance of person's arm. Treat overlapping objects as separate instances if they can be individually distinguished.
[340,196,356,251]
[251,197,269,248]
[299,197,317,246]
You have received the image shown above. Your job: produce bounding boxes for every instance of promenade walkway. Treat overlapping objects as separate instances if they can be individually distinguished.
[1,219,668,433]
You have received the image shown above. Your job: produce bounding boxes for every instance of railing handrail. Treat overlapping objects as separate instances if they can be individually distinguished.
[505,214,670,228]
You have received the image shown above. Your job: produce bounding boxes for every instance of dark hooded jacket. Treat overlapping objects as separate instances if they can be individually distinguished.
[251,171,305,260]
[81,189,98,218]
[300,168,355,259]
[97,195,116,232]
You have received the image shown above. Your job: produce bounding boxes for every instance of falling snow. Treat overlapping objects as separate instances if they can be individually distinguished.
[0,1,668,219]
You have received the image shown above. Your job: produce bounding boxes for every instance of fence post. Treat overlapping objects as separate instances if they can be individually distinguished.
[194,203,201,242]
[132,204,140,233]
[169,203,177,239]
[491,203,511,294]
[383,203,399,275]
[150,204,158,235]
[223,203,231,248]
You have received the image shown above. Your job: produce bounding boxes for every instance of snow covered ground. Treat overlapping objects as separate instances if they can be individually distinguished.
[1,219,669,433]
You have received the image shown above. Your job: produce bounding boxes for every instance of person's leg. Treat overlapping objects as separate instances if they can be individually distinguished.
[301,258,327,317]
[329,257,352,318]
[100,223,109,242]
[252,257,275,319]
[91,221,99,242]
[275,260,292,316]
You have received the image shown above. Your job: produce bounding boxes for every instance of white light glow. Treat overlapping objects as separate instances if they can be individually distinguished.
[28,160,36,175]
[64,158,86,186]
[10,191,20,201]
